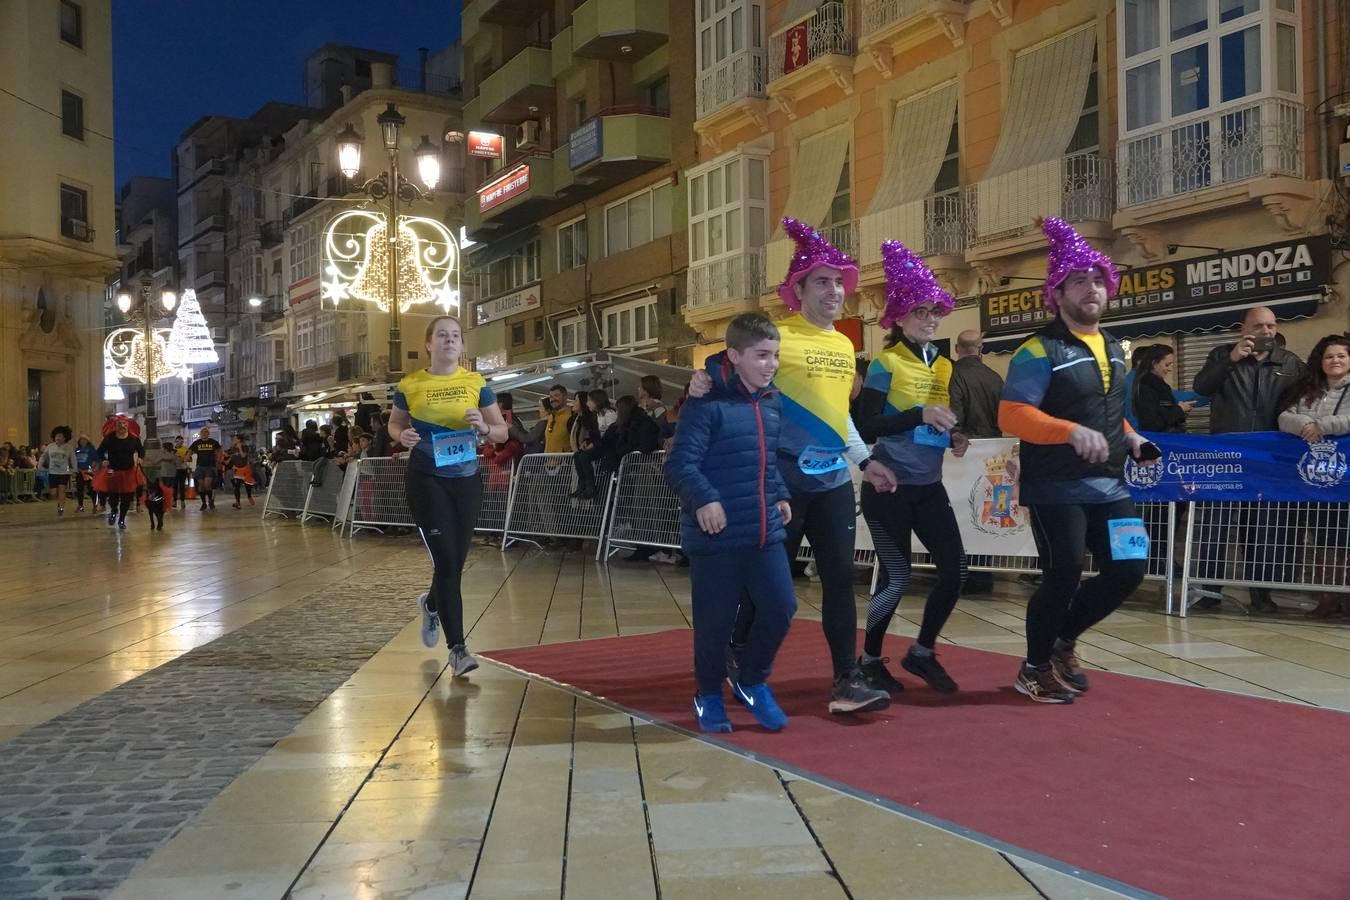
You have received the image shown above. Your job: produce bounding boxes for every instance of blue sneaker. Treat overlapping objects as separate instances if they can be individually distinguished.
[692,693,732,733]
[730,681,788,731]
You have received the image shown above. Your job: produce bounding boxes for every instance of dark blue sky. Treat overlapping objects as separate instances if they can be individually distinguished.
[113,1,460,185]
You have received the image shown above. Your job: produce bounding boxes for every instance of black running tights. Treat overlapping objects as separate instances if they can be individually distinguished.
[407,471,483,648]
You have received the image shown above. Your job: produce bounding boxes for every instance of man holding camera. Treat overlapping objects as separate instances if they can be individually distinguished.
[1191,306,1305,613]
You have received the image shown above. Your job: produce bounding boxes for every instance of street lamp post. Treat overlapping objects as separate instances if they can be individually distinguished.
[335,104,442,381]
[115,276,178,441]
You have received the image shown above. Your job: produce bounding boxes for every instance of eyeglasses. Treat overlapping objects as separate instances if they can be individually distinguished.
[908,307,945,320]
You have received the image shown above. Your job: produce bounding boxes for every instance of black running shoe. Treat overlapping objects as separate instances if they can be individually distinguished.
[901,649,958,694]
[829,671,890,714]
[1014,663,1075,704]
[857,656,904,694]
[1050,644,1089,694]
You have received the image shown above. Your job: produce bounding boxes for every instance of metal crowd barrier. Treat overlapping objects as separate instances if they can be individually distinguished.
[600,451,681,559]
[301,462,347,524]
[332,461,361,532]
[502,452,613,549]
[260,460,311,519]
[348,457,414,535]
[13,469,36,501]
[477,458,516,535]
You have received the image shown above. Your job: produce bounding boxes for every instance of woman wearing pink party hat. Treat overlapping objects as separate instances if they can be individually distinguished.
[999,217,1158,704]
[688,217,897,716]
[853,240,969,695]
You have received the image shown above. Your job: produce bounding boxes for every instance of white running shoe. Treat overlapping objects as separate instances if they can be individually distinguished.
[417,591,440,648]
[450,644,479,677]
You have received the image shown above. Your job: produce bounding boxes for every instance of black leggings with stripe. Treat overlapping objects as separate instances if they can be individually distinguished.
[860,481,965,656]
[407,470,483,648]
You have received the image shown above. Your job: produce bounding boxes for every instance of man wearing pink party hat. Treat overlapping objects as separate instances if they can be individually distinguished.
[853,240,969,696]
[689,217,896,716]
[999,217,1160,704]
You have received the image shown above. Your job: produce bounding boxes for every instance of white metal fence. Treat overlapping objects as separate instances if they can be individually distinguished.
[262,451,1348,620]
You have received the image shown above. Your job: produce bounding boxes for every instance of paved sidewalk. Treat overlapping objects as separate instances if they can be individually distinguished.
[0,562,427,900]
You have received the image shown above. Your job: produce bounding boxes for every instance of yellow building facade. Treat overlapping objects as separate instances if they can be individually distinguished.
[684,0,1348,387]
[0,0,118,444]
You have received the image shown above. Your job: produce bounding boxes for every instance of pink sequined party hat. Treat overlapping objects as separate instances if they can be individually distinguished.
[1039,216,1119,313]
[879,239,954,329]
[777,217,859,309]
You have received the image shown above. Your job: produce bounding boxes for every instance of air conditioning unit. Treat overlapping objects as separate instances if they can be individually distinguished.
[516,120,541,150]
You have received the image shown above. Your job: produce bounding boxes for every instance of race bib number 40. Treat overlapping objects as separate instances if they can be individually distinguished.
[797,445,846,476]
[1107,517,1149,561]
[432,429,477,468]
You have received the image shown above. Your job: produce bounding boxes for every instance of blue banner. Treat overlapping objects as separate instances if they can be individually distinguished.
[1125,431,1350,502]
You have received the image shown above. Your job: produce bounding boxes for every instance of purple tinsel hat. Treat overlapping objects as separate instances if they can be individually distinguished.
[879,240,954,329]
[778,217,859,309]
[1040,216,1119,313]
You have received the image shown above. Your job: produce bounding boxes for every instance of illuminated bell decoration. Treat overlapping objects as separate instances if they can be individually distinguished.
[322,208,460,313]
[349,221,436,310]
[104,326,187,385]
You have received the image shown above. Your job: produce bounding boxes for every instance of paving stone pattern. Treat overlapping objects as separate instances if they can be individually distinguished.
[0,564,430,900]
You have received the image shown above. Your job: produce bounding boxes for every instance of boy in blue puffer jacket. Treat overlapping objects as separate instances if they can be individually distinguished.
[666,313,796,734]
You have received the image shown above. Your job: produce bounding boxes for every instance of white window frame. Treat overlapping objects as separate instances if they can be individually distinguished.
[600,296,659,350]
[603,182,673,257]
[315,312,336,364]
[686,152,769,265]
[555,314,587,355]
[296,318,314,369]
[697,0,763,74]
[1116,0,1300,138]
[287,219,319,286]
[557,217,587,272]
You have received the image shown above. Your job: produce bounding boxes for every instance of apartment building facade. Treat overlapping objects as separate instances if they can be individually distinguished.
[221,56,465,438]
[683,0,1348,387]
[0,0,118,444]
[459,0,698,372]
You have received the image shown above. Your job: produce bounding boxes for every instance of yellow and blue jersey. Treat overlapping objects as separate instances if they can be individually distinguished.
[393,368,495,478]
[769,314,857,493]
[862,339,951,486]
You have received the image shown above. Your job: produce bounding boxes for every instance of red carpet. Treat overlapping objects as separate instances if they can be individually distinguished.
[484,625,1350,900]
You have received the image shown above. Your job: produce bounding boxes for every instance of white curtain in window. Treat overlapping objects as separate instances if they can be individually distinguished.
[867,83,959,213]
[774,0,822,34]
[982,27,1097,178]
[775,127,851,235]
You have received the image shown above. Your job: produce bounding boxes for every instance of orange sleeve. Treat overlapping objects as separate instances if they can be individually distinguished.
[998,400,1077,445]
[1123,419,1136,434]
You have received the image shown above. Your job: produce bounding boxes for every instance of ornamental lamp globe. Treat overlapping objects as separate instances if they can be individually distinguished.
[415,135,441,191]
[115,292,132,315]
[161,290,177,311]
[335,123,362,179]
[377,103,405,151]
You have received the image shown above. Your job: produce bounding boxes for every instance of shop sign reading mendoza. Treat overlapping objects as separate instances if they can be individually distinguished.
[979,235,1331,336]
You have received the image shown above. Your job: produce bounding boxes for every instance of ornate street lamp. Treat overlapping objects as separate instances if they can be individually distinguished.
[106,277,186,440]
[323,103,458,381]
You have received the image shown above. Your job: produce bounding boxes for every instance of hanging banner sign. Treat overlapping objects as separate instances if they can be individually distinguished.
[568,118,603,169]
[467,131,504,159]
[978,236,1331,337]
[475,283,541,325]
[1125,431,1349,502]
[782,21,810,75]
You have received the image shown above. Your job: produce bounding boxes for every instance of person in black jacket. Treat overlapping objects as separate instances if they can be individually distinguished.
[298,420,326,462]
[1191,307,1306,613]
[1132,345,1194,433]
[604,395,659,472]
[948,329,1005,438]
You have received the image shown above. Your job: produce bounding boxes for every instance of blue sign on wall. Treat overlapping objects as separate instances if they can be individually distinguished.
[569,118,603,169]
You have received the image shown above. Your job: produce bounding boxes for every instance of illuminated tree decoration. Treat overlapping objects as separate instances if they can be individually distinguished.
[323,209,460,314]
[165,289,219,365]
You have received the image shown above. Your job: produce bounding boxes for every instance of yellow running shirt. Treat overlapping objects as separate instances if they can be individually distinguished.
[772,314,856,492]
[1072,330,1111,390]
[393,367,495,477]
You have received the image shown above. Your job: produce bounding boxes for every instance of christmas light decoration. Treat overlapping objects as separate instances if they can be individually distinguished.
[322,209,459,314]
[165,289,219,365]
[103,326,188,385]
[103,365,125,402]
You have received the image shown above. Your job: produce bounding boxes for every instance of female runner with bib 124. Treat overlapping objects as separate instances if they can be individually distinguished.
[388,316,508,676]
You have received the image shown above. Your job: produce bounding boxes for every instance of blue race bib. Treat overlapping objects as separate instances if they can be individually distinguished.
[914,424,951,448]
[797,445,847,475]
[432,429,477,468]
[1107,518,1149,561]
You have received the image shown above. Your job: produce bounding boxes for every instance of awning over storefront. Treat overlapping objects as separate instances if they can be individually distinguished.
[983,293,1323,354]
[479,351,692,423]
[284,381,395,413]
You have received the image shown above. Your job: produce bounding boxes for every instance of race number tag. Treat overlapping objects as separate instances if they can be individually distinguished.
[1107,518,1150,561]
[432,429,477,468]
[913,424,951,449]
[797,445,846,476]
